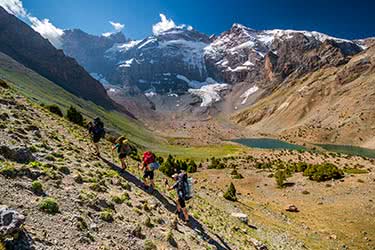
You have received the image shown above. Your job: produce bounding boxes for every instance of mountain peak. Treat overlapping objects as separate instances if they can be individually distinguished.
[231,23,254,31]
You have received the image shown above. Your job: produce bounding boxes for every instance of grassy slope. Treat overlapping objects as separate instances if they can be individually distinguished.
[0,54,244,160]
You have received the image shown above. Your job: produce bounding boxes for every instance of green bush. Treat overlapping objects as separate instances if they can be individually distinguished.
[223,182,237,201]
[39,197,59,214]
[31,180,43,193]
[99,209,114,222]
[274,170,287,188]
[208,157,225,169]
[144,240,157,250]
[159,155,177,177]
[0,79,9,88]
[187,160,197,173]
[66,106,84,126]
[111,192,130,204]
[0,164,17,178]
[303,163,344,182]
[47,105,63,117]
[230,169,243,179]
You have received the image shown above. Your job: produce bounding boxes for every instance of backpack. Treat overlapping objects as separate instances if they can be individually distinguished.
[179,173,193,200]
[117,143,131,155]
[93,118,105,138]
[143,151,155,165]
[149,162,160,170]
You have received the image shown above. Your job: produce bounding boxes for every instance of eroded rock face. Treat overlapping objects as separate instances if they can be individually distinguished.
[0,206,25,238]
[0,146,34,163]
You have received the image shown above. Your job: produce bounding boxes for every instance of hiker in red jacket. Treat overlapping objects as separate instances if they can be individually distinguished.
[139,151,157,191]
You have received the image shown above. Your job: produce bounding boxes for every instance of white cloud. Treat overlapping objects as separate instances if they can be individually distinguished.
[152,13,177,35]
[0,0,64,48]
[152,13,193,35]
[0,0,26,17]
[102,21,124,37]
[109,21,124,31]
[28,16,64,48]
[102,32,113,37]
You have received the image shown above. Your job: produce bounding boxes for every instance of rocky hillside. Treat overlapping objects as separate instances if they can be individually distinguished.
[233,44,375,149]
[0,83,237,250]
[0,7,113,108]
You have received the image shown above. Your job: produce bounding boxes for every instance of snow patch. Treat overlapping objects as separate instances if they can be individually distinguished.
[243,61,254,66]
[228,66,248,72]
[145,91,157,97]
[118,58,137,68]
[189,83,230,107]
[240,85,259,104]
[138,37,157,49]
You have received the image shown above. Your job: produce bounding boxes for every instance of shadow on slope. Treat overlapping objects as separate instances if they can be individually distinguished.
[100,157,232,250]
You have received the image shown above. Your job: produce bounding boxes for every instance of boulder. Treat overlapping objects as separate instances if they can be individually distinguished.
[0,206,25,238]
[285,204,299,212]
[231,212,248,224]
[0,146,34,163]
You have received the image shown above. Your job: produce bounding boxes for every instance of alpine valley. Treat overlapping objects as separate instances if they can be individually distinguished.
[1,3,375,250]
[61,21,375,149]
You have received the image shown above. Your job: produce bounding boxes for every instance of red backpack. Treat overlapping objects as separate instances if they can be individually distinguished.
[143,151,155,165]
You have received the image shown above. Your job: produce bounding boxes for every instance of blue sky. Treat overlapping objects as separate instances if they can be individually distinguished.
[14,0,375,40]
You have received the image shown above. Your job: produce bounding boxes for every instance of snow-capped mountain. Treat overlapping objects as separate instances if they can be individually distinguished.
[61,23,365,108]
[104,26,212,95]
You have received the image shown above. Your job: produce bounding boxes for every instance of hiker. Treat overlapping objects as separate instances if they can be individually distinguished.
[139,151,159,191]
[88,117,105,156]
[165,173,191,223]
[112,136,131,170]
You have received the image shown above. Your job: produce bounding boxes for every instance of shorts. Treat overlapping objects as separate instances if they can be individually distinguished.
[143,170,154,180]
[178,197,186,208]
[92,135,101,143]
[119,153,128,159]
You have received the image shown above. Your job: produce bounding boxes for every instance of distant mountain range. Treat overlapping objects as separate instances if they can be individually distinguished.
[60,22,370,110]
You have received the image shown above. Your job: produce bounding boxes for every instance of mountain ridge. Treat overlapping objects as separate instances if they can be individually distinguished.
[0,7,114,109]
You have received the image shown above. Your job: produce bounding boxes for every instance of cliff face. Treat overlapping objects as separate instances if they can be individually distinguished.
[0,7,114,108]
[62,29,127,78]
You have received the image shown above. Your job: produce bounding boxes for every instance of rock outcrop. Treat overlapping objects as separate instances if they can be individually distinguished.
[0,206,25,238]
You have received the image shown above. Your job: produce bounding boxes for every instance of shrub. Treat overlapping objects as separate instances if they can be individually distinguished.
[208,157,225,169]
[144,240,157,250]
[274,170,287,188]
[303,163,344,182]
[187,160,197,173]
[230,169,244,179]
[0,79,9,88]
[66,106,84,126]
[39,198,59,214]
[144,216,153,228]
[0,164,17,178]
[99,209,114,222]
[223,182,237,201]
[159,155,177,177]
[47,105,63,117]
[111,193,129,204]
[31,180,43,193]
